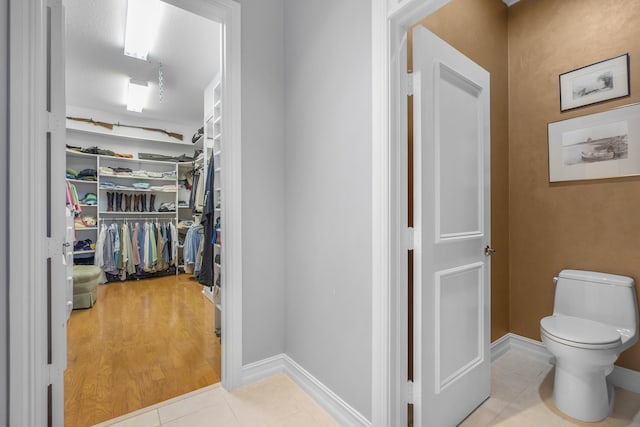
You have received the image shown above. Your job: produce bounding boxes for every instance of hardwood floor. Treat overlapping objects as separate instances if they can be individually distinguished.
[64,274,221,427]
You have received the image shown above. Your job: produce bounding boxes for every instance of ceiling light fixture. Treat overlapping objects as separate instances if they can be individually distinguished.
[126,79,149,112]
[124,0,161,61]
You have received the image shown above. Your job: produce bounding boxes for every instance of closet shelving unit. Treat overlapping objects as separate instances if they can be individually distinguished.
[211,77,223,336]
[66,147,185,276]
[199,74,223,335]
[66,150,99,258]
[176,160,196,272]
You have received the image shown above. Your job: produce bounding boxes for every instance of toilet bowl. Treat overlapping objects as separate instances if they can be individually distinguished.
[540,270,638,422]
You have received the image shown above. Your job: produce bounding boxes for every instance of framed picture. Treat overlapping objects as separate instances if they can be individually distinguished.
[548,103,640,182]
[559,54,630,112]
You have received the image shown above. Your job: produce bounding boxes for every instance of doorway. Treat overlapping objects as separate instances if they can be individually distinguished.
[63,1,223,425]
[7,0,243,426]
[374,1,508,425]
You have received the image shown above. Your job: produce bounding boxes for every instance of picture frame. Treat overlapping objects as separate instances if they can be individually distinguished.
[559,54,630,112]
[548,103,640,182]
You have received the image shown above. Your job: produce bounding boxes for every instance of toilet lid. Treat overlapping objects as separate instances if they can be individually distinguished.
[541,316,621,346]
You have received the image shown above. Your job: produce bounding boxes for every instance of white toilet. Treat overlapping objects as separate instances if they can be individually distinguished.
[540,269,639,422]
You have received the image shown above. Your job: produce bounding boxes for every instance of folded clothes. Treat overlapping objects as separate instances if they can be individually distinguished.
[132,182,151,189]
[78,168,97,177]
[81,146,114,156]
[66,168,78,178]
[80,192,97,205]
[99,166,114,175]
[100,181,116,189]
[158,202,176,212]
[74,238,93,251]
[113,167,133,173]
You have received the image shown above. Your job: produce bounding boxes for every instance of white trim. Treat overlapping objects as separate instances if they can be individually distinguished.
[489,333,511,361]
[609,365,640,394]
[240,354,371,427]
[508,333,553,360]
[371,0,390,426]
[9,1,48,426]
[490,333,640,393]
[490,333,552,363]
[217,0,243,392]
[283,355,372,427]
[9,0,243,424]
[240,354,284,387]
[161,0,243,392]
[381,2,455,427]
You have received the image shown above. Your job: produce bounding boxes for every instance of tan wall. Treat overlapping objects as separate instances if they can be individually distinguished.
[508,0,640,370]
[418,0,510,341]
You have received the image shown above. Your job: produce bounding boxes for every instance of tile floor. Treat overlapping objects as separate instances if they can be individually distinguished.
[94,349,640,427]
[461,349,640,427]
[92,373,340,427]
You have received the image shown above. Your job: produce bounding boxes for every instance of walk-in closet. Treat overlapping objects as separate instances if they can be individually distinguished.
[63,1,224,425]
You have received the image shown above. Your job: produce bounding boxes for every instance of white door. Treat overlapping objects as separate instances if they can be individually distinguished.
[48,0,68,425]
[412,26,491,427]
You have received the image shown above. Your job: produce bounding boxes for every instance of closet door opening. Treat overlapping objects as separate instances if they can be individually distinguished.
[62,1,227,425]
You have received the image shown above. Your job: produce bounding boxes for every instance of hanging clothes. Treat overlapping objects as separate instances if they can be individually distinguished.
[184,224,203,275]
[198,155,216,287]
[96,219,177,280]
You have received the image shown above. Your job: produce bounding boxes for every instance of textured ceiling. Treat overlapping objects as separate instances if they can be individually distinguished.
[65,0,221,130]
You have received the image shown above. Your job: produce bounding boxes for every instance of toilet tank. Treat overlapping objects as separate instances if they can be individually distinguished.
[554,269,639,335]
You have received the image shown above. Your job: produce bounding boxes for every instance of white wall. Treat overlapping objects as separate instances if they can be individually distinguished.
[0,0,7,424]
[283,0,373,419]
[239,0,287,363]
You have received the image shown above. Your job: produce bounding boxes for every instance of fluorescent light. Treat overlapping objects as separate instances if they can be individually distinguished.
[124,0,161,60]
[126,79,149,112]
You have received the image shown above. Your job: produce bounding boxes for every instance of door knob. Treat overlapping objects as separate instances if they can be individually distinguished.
[484,245,496,256]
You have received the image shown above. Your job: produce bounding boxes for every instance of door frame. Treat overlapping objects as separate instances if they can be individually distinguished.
[7,0,243,425]
[371,1,453,426]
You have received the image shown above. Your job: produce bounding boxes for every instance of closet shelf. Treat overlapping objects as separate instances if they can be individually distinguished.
[78,204,97,208]
[214,168,221,173]
[214,244,221,249]
[67,179,97,184]
[99,211,176,215]
[213,150,222,157]
[98,188,177,193]
[75,227,98,231]
[73,250,95,255]
[214,262,221,268]
[100,175,176,182]
[66,150,98,159]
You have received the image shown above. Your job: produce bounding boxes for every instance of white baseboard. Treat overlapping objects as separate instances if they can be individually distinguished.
[240,354,285,386]
[241,354,371,427]
[609,365,640,394]
[492,333,640,393]
[490,333,512,362]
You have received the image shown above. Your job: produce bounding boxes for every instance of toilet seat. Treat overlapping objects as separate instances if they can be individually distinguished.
[541,316,622,349]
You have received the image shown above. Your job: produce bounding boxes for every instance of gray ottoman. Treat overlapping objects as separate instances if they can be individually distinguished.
[73,265,100,309]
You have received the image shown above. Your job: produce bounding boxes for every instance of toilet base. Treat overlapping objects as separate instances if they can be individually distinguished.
[552,364,614,422]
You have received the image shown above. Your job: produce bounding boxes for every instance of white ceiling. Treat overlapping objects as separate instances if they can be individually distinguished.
[65,0,221,131]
